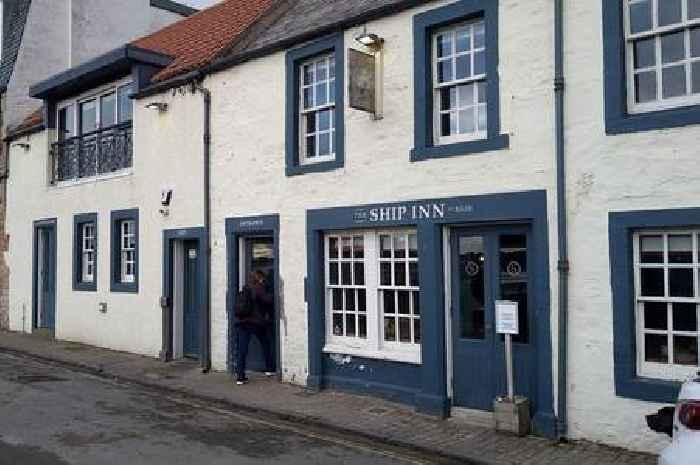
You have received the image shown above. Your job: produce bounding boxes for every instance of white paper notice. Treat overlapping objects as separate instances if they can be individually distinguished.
[495,300,519,335]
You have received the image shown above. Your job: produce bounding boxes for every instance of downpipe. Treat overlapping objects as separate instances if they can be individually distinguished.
[554,0,569,438]
[192,76,212,373]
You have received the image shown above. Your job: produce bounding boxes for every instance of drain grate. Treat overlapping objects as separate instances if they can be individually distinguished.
[15,374,67,384]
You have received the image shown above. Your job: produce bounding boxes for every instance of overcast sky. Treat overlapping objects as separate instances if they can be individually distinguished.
[180,0,221,8]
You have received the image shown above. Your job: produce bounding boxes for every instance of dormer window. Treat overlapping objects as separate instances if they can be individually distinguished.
[51,81,134,184]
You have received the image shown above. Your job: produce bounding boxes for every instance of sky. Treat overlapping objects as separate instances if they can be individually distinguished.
[181,0,222,8]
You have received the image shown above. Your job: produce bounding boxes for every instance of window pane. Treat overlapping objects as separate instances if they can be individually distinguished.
[634,37,656,69]
[658,0,682,27]
[80,100,97,134]
[691,28,700,58]
[408,234,418,258]
[315,83,327,107]
[318,133,330,156]
[305,113,316,136]
[384,317,396,341]
[459,236,485,339]
[329,237,339,259]
[341,263,352,285]
[441,87,457,111]
[345,315,356,337]
[668,234,692,263]
[691,0,700,19]
[341,237,352,259]
[438,60,453,83]
[458,83,475,108]
[474,21,485,48]
[397,291,410,315]
[318,109,331,131]
[674,336,699,365]
[383,290,395,315]
[305,136,316,158]
[477,81,487,103]
[459,110,475,134]
[694,62,700,94]
[59,105,75,139]
[455,55,471,79]
[394,234,406,259]
[399,318,411,343]
[669,268,694,297]
[645,333,669,363]
[332,288,342,310]
[456,27,471,53]
[346,289,355,311]
[635,71,657,103]
[101,93,116,128]
[303,64,314,85]
[353,236,364,259]
[413,292,420,316]
[332,314,343,336]
[441,112,457,137]
[673,303,698,331]
[316,59,327,81]
[663,65,687,99]
[645,301,668,330]
[414,319,421,344]
[358,289,366,312]
[474,50,485,75]
[380,262,391,286]
[329,262,338,285]
[380,235,392,258]
[409,262,419,287]
[354,262,365,285]
[640,235,663,262]
[437,33,452,58]
[640,267,665,296]
[117,84,133,123]
[394,262,406,286]
[358,315,367,338]
[661,31,685,64]
[630,0,652,33]
[329,59,335,79]
[303,88,313,109]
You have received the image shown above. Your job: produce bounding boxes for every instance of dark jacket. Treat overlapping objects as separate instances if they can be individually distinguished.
[236,282,273,327]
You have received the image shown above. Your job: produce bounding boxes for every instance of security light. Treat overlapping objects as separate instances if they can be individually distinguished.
[145,102,169,113]
[355,32,383,50]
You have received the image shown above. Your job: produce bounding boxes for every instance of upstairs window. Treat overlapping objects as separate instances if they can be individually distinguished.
[433,20,487,144]
[626,0,700,112]
[300,54,336,164]
[110,209,138,293]
[285,34,345,176]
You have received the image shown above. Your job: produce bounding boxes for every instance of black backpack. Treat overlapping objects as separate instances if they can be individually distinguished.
[234,285,255,319]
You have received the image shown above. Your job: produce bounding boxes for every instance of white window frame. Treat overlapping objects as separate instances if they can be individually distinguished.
[625,0,700,113]
[432,19,488,145]
[55,77,134,142]
[633,230,700,381]
[81,222,96,283]
[299,53,336,165]
[323,229,421,364]
[120,219,136,284]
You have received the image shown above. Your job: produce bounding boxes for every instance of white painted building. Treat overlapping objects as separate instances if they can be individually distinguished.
[6,0,700,453]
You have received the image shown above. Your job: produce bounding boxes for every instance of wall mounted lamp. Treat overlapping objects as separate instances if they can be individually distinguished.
[145,102,169,113]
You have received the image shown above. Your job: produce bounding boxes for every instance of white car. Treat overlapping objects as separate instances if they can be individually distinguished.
[651,375,700,465]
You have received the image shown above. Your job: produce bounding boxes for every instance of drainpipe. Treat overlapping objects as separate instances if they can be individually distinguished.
[554,0,569,439]
[193,76,212,373]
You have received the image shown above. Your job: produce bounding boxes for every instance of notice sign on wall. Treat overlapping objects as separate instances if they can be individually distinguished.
[495,300,519,335]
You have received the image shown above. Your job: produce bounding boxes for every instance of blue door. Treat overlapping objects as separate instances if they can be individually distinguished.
[35,222,56,331]
[451,226,536,411]
[183,240,200,358]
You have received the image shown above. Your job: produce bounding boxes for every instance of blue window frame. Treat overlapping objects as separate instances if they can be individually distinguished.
[411,0,508,162]
[110,208,139,293]
[608,208,700,403]
[73,213,98,291]
[285,33,345,176]
[603,0,700,134]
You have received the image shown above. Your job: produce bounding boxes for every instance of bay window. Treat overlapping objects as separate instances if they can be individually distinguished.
[324,229,421,363]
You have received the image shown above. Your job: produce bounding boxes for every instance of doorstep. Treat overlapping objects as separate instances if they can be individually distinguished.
[0,330,656,465]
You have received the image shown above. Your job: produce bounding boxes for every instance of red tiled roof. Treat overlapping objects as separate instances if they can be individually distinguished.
[132,0,276,83]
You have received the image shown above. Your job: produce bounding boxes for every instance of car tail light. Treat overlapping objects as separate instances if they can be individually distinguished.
[678,401,700,430]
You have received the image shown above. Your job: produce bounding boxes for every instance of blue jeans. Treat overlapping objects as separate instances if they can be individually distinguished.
[236,324,273,380]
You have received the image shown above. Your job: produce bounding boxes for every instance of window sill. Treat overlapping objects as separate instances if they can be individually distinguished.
[410,134,509,162]
[73,282,97,292]
[323,343,422,365]
[110,281,138,294]
[51,168,133,188]
[616,375,682,404]
[286,158,343,177]
[606,103,700,135]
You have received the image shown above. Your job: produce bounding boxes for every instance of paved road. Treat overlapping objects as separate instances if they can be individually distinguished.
[0,352,461,465]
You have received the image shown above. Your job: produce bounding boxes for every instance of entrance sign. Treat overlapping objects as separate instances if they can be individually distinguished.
[495,300,519,335]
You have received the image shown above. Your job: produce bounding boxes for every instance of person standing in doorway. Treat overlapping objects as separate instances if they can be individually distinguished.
[234,270,274,384]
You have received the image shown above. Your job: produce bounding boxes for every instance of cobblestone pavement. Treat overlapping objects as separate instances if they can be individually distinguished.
[0,331,658,465]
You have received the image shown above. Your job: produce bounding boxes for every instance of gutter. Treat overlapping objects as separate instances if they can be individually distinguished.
[554,0,569,438]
